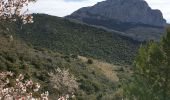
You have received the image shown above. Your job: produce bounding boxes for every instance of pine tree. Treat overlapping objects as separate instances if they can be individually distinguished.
[124,29,170,100]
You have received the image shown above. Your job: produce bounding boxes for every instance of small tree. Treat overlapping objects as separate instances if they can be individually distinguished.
[124,29,170,100]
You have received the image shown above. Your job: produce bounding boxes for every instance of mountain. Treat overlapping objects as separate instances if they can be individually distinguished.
[66,0,166,41]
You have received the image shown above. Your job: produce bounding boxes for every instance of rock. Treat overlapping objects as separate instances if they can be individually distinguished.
[67,0,166,27]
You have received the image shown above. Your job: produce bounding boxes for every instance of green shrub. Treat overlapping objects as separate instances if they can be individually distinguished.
[87,59,93,64]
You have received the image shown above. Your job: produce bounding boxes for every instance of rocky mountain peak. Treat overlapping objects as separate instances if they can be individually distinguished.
[68,0,166,27]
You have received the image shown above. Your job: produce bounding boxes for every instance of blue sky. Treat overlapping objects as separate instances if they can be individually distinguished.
[29,0,170,22]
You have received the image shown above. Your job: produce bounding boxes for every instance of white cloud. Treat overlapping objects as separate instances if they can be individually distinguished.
[146,0,170,23]
[29,0,101,16]
[29,0,170,22]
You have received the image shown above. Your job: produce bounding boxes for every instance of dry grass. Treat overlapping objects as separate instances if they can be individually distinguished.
[78,56,119,82]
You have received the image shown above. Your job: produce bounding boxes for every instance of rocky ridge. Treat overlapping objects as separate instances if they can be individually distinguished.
[68,0,166,27]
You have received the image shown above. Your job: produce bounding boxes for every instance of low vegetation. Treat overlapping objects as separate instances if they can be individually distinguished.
[0,34,124,99]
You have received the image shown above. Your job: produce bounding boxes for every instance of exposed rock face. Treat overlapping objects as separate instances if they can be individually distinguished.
[67,0,166,27]
[66,0,167,41]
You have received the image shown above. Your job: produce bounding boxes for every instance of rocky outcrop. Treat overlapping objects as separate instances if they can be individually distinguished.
[67,0,166,27]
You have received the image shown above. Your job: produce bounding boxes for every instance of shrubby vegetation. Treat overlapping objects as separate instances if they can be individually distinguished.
[10,14,140,65]
[0,35,122,99]
[0,6,140,98]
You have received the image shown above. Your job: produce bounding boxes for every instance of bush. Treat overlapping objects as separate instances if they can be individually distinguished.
[87,59,93,64]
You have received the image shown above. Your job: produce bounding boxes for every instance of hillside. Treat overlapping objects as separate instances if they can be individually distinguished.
[9,14,141,65]
[0,34,130,99]
[0,14,141,99]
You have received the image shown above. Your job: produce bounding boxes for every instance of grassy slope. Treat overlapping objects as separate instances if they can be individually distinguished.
[13,14,141,65]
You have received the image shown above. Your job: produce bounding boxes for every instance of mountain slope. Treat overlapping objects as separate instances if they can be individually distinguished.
[11,14,141,65]
[0,14,141,99]
[66,0,166,41]
[0,34,125,99]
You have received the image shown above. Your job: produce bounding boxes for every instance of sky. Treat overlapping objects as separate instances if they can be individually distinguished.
[28,0,170,23]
